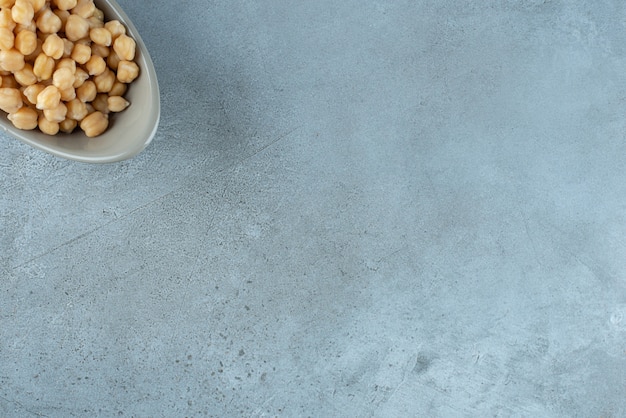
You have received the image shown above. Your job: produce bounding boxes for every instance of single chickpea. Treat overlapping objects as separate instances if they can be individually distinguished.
[14,62,37,86]
[104,19,125,39]
[59,86,75,101]
[8,106,38,129]
[0,9,16,31]
[52,67,73,90]
[106,49,120,70]
[89,27,111,46]
[90,42,108,58]
[108,80,127,97]
[58,117,76,133]
[53,0,77,11]
[43,100,67,122]
[56,57,76,73]
[93,67,114,92]
[64,14,89,42]
[112,33,135,61]
[80,110,107,137]
[72,0,96,18]
[22,82,44,104]
[0,49,25,72]
[12,0,35,27]
[75,79,95,101]
[70,42,90,64]
[91,93,108,113]
[116,60,139,83]
[32,51,54,80]
[35,7,62,34]
[107,95,128,112]
[35,84,60,110]
[38,114,60,135]
[0,27,15,50]
[65,97,87,120]
[14,29,37,55]
[87,15,103,29]
[85,54,105,75]
[42,33,63,59]
[0,87,23,113]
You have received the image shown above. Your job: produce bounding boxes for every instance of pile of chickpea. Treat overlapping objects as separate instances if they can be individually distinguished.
[0,0,139,137]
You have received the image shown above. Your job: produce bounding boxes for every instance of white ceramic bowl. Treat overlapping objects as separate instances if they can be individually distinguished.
[0,0,160,163]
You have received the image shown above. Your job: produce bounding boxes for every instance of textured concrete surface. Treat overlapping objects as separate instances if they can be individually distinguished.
[2,0,626,416]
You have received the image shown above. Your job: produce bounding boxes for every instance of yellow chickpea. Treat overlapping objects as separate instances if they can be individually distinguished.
[35,84,60,109]
[108,80,126,97]
[14,62,37,86]
[90,42,108,58]
[52,66,73,90]
[22,82,44,104]
[87,15,103,29]
[70,42,90,64]
[7,106,38,129]
[116,60,139,83]
[42,33,64,59]
[59,85,75,101]
[0,27,15,50]
[64,14,89,41]
[43,100,66,122]
[52,0,77,11]
[0,87,23,113]
[80,110,107,137]
[58,117,76,133]
[93,67,114,92]
[12,0,35,26]
[112,33,135,61]
[38,114,59,135]
[104,19,125,39]
[35,7,62,33]
[89,27,111,46]
[32,51,54,79]
[72,0,96,19]
[55,57,76,73]
[0,49,25,72]
[0,9,16,31]
[91,92,108,113]
[107,95,128,112]
[65,97,87,120]
[106,49,120,70]
[85,54,105,75]
[75,79,95,102]
[14,29,37,55]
